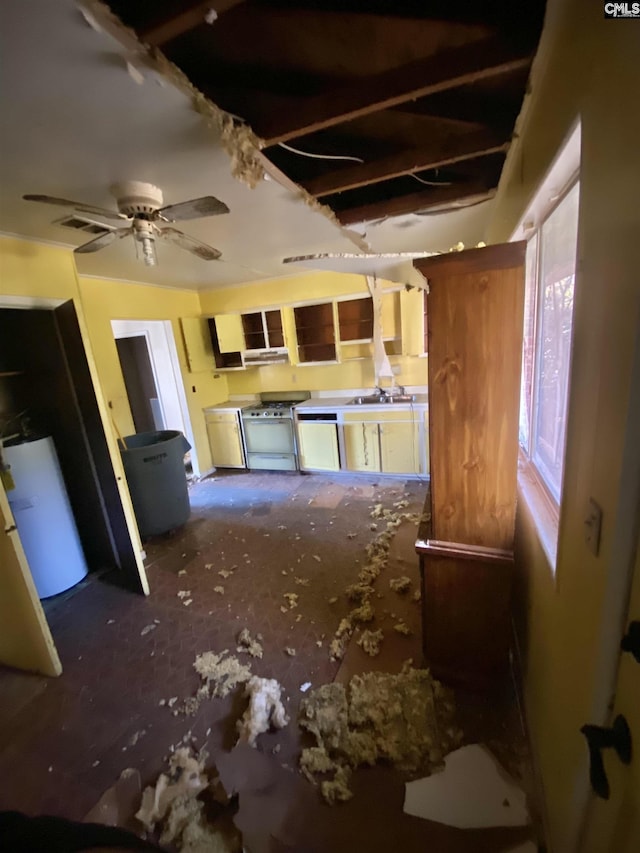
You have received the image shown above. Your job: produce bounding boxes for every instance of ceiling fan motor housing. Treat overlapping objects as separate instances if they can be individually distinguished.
[111,181,164,217]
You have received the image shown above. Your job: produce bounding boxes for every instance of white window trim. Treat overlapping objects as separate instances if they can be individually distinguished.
[511,122,581,574]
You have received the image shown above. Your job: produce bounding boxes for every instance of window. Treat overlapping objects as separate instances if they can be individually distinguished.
[519,179,580,505]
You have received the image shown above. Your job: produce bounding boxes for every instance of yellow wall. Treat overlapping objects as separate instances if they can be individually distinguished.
[486,1,640,849]
[77,277,228,474]
[0,239,146,552]
[199,271,428,393]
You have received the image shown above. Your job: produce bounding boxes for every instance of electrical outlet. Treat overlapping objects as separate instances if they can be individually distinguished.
[584,498,603,556]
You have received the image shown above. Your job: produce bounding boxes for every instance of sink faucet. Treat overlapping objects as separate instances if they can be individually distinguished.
[374,386,386,397]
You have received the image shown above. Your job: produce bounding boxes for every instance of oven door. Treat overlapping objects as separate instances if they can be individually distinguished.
[242,418,295,455]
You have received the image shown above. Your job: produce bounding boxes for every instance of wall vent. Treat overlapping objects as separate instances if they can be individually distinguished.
[54,215,114,236]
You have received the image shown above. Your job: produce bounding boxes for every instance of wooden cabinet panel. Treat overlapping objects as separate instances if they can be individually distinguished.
[298,422,340,471]
[416,538,513,688]
[180,317,214,373]
[206,415,245,468]
[415,242,525,550]
[343,422,380,472]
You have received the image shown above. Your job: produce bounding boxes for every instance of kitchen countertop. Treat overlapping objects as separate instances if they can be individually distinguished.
[204,394,428,414]
[203,401,254,414]
[294,394,428,411]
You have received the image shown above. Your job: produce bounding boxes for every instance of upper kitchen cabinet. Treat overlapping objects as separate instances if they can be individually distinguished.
[337,296,373,362]
[242,309,285,350]
[294,302,337,363]
[240,309,289,367]
[207,318,243,370]
[337,297,373,342]
[180,318,214,373]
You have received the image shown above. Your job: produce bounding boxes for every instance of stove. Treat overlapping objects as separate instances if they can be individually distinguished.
[240,391,310,470]
[242,401,294,418]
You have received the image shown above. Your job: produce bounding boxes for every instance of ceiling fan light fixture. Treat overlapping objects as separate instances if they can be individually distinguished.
[133,220,158,266]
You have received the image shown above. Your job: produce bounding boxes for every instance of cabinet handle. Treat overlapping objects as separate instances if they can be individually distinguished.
[621,620,640,663]
[580,714,632,800]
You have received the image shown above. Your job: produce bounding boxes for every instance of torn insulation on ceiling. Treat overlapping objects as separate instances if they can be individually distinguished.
[76,0,370,251]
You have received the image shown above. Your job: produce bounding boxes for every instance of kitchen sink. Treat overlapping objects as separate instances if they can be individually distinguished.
[348,394,416,405]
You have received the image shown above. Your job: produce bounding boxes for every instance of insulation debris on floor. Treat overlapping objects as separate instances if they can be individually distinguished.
[328,502,423,661]
[298,662,463,804]
[136,746,241,853]
[236,676,289,747]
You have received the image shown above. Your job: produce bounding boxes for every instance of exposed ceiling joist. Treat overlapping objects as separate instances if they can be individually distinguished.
[103,0,544,228]
[304,131,510,197]
[140,0,246,47]
[336,183,496,226]
[257,38,531,146]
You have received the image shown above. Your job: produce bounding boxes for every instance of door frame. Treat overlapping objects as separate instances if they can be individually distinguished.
[111,319,199,475]
[573,303,640,848]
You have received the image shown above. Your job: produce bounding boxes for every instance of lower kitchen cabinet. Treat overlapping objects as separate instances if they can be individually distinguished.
[205,411,245,468]
[297,422,340,471]
[379,420,421,474]
[343,421,381,472]
[342,408,428,476]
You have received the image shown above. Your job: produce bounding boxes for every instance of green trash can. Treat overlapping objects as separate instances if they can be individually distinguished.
[120,430,191,537]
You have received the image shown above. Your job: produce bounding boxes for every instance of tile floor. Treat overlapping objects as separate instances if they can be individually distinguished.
[0,470,541,852]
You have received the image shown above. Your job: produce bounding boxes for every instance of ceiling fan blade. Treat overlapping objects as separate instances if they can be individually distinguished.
[158,227,221,260]
[23,194,129,221]
[74,227,132,254]
[157,196,229,222]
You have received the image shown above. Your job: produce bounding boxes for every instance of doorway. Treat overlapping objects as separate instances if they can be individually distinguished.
[111,320,199,475]
[115,335,164,433]
[0,300,148,675]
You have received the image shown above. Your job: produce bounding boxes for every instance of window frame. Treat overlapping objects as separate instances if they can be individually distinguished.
[510,121,582,571]
[520,174,580,510]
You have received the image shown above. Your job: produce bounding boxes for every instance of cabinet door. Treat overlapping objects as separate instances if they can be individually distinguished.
[343,422,380,472]
[400,288,425,356]
[415,242,525,549]
[298,423,340,471]
[0,482,61,676]
[180,318,214,373]
[380,421,420,474]
[215,314,245,354]
[206,415,245,468]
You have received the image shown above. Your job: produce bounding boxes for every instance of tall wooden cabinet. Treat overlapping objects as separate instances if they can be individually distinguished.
[414,242,526,687]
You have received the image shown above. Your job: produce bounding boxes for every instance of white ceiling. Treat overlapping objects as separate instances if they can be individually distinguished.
[0,0,492,292]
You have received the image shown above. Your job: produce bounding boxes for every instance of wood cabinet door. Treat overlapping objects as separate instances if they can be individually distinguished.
[206,417,244,468]
[180,317,214,372]
[380,420,420,474]
[0,481,61,676]
[297,423,340,471]
[215,314,245,354]
[415,242,526,550]
[343,422,380,472]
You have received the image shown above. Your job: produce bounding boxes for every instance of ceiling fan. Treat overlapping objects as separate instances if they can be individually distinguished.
[23,181,229,266]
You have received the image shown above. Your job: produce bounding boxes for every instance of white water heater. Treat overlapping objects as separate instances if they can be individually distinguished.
[4,435,88,598]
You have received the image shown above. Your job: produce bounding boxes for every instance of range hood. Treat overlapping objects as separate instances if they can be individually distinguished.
[242,348,289,367]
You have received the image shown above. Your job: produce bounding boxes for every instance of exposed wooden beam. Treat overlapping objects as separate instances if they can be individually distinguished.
[141,0,246,47]
[335,183,496,226]
[304,131,509,197]
[257,38,531,146]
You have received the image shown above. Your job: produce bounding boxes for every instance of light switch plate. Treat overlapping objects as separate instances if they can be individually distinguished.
[584,498,603,556]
